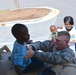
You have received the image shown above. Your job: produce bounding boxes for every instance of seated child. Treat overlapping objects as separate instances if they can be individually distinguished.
[11,23,31,75]
[11,23,44,75]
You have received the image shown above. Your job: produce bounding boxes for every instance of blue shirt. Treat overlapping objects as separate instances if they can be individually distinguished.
[11,41,31,71]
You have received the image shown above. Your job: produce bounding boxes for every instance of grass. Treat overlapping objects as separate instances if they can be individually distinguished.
[0,10,8,14]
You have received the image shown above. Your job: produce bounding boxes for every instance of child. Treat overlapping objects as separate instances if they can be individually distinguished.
[48,25,58,51]
[49,25,58,41]
[11,23,44,75]
[11,23,31,75]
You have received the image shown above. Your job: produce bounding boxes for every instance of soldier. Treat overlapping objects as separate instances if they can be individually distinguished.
[24,31,76,75]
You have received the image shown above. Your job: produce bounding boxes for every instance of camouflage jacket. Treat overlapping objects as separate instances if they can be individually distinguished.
[30,40,76,65]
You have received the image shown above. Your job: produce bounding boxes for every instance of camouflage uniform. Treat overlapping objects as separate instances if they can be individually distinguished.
[30,40,76,64]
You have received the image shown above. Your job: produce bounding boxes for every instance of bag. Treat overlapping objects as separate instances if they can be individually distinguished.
[39,67,56,75]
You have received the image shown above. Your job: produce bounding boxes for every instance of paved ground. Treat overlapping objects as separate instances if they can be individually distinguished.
[0,0,76,26]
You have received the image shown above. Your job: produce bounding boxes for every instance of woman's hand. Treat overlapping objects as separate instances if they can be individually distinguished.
[57,26,63,29]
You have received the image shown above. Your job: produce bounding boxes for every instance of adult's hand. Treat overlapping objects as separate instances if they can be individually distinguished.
[24,49,35,59]
[27,46,33,50]
[57,26,63,29]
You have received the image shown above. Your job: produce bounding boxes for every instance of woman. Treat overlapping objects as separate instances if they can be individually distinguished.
[58,16,76,53]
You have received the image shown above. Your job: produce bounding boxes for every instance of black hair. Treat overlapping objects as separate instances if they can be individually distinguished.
[11,23,28,38]
[64,16,74,25]
[58,31,70,42]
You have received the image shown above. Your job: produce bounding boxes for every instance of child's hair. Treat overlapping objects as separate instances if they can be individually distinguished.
[64,16,74,25]
[11,23,28,38]
[50,25,56,29]
[50,25,57,33]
